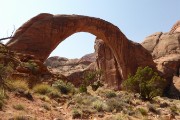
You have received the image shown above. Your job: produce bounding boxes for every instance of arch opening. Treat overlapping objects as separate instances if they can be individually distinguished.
[49,32,96,59]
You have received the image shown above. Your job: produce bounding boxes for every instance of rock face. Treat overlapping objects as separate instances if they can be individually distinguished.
[95,38,121,89]
[7,13,155,81]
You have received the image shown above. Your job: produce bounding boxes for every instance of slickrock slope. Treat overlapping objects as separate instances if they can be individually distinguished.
[7,13,155,81]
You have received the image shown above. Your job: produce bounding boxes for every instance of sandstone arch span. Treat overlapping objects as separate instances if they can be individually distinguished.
[6,13,155,80]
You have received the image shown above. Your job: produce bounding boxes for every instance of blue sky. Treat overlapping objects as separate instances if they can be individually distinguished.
[0,0,180,58]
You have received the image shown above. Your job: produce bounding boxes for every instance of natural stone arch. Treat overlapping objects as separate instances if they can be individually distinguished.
[6,13,155,80]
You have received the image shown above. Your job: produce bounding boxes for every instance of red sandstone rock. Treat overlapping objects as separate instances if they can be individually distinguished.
[95,38,156,89]
[7,13,155,83]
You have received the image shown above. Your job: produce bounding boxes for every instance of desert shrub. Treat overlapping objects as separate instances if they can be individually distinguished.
[33,84,53,95]
[90,80,104,91]
[42,103,51,111]
[22,61,39,75]
[106,98,126,112]
[137,108,148,116]
[0,100,3,110]
[92,100,107,112]
[147,103,160,114]
[79,85,87,93]
[52,80,75,94]
[13,114,36,120]
[0,88,7,110]
[105,90,117,98]
[38,95,51,102]
[170,105,179,115]
[73,94,98,106]
[110,113,128,120]
[13,104,25,110]
[72,108,82,119]
[48,89,61,98]
[0,89,6,110]
[122,66,166,100]
[80,70,103,93]
[7,79,29,92]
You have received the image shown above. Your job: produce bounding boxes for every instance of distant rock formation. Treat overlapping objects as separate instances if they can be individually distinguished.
[6,13,155,82]
[45,54,96,86]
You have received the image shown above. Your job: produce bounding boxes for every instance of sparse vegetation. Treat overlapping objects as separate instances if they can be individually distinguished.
[38,95,51,102]
[52,80,75,94]
[170,105,179,115]
[105,90,117,98]
[92,100,107,112]
[91,80,104,91]
[79,85,87,93]
[13,114,36,120]
[106,98,125,112]
[0,89,6,110]
[7,79,29,92]
[137,108,148,116]
[33,84,54,95]
[110,113,128,120]
[147,103,160,114]
[72,108,82,119]
[13,104,25,110]
[42,103,51,110]
[122,66,166,100]
[79,70,103,93]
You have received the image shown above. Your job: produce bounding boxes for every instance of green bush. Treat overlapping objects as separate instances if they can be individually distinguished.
[137,108,148,116]
[79,70,103,93]
[52,80,75,94]
[91,81,104,91]
[22,61,39,75]
[79,85,87,93]
[105,90,117,98]
[122,66,166,100]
